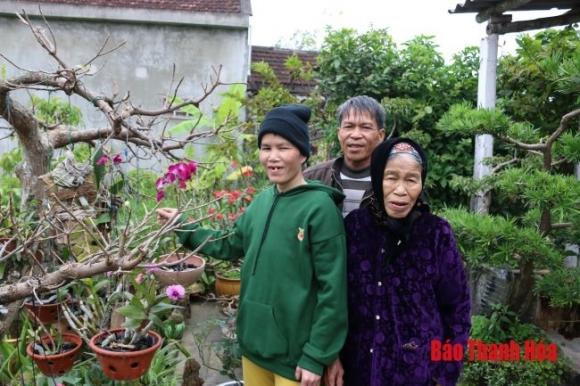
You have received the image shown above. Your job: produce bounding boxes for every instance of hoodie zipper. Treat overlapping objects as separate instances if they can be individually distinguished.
[251,193,280,274]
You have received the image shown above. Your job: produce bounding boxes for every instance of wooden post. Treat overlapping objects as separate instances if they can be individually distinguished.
[471,32,498,214]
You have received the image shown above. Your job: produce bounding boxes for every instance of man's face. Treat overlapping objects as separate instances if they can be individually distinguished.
[338,111,385,170]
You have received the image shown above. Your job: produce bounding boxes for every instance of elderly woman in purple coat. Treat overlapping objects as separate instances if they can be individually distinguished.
[326,138,471,386]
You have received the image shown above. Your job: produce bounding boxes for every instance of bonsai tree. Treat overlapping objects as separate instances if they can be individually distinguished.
[438,89,579,320]
[437,28,579,321]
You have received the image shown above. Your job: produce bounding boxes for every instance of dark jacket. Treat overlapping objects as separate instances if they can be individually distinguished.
[341,207,471,386]
[304,157,373,209]
[177,182,348,379]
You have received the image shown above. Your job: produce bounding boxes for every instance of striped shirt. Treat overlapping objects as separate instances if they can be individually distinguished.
[340,166,371,217]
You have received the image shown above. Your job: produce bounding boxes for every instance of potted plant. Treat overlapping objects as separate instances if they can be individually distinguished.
[534,268,580,338]
[24,290,70,325]
[215,269,242,297]
[26,331,83,377]
[87,275,182,381]
[150,251,206,287]
[213,260,242,297]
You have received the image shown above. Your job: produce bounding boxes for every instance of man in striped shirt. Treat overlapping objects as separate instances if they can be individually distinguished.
[304,96,386,217]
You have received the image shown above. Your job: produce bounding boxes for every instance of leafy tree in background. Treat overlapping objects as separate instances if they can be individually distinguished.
[316,28,479,208]
[498,27,579,135]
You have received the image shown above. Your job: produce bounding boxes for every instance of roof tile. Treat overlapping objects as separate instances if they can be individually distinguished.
[24,0,242,14]
[248,45,318,95]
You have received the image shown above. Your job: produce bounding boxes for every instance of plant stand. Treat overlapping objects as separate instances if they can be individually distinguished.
[88,328,162,381]
[26,333,83,376]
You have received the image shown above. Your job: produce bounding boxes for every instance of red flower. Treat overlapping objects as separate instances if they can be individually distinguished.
[246,187,256,195]
[216,213,224,221]
[208,207,216,215]
[228,213,238,222]
[156,190,165,202]
[213,190,228,199]
[112,154,123,164]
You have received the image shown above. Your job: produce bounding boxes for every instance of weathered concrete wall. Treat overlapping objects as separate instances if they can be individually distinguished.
[0,1,250,166]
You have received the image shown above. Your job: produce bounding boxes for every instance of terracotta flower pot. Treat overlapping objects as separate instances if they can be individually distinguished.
[215,273,241,297]
[89,328,162,381]
[26,333,83,376]
[24,299,65,325]
[152,253,205,287]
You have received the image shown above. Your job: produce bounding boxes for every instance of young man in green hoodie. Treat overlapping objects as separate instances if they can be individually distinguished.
[157,105,347,386]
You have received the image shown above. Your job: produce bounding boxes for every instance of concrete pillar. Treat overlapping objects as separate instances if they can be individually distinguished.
[471,33,498,214]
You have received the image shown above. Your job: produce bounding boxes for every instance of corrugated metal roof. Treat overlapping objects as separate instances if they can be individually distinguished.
[22,0,244,14]
[451,0,579,14]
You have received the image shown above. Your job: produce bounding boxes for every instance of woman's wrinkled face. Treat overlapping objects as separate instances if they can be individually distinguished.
[382,155,423,219]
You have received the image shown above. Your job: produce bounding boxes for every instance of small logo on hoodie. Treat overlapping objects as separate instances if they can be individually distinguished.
[297,227,304,242]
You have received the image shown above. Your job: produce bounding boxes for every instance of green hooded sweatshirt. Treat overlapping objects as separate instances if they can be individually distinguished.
[177,181,347,379]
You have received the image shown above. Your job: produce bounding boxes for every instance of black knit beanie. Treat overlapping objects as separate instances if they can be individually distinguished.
[258,104,311,157]
[370,137,428,213]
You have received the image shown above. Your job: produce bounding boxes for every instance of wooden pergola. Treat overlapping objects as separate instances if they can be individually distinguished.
[451,0,580,213]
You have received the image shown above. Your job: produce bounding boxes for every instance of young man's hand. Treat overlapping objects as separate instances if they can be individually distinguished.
[156,208,179,225]
[295,366,321,386]
[323,358,344,386]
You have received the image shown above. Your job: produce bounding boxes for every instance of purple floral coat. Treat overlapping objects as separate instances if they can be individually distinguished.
[341,207,471,386]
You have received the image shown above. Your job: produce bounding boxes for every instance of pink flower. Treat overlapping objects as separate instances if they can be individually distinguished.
[155,177,166,190]
[186,161,197,175]
[156,190,165,202]
[96,155,110,166]
[112,154,123,164]
[166,284,186,301]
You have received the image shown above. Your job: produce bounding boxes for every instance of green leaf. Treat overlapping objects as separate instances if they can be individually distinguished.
[150,302,179,314]
[117,302,146,321]
[94,213,111,225]
[168,120,196,136]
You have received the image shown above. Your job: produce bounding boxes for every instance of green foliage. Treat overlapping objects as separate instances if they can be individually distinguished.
[494,168,580,214]
[247,61,297,123]
[460,305,567,386]
[497,27,580,134]
[30,95,82,126]
[535,268,580,307]
[441,208,562,269]
[437,103,512,137]
[555,132,580,163]
[0,148,22,206]
[394,35,446,101]
[317,28,398,103]
[117,275,180,330]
